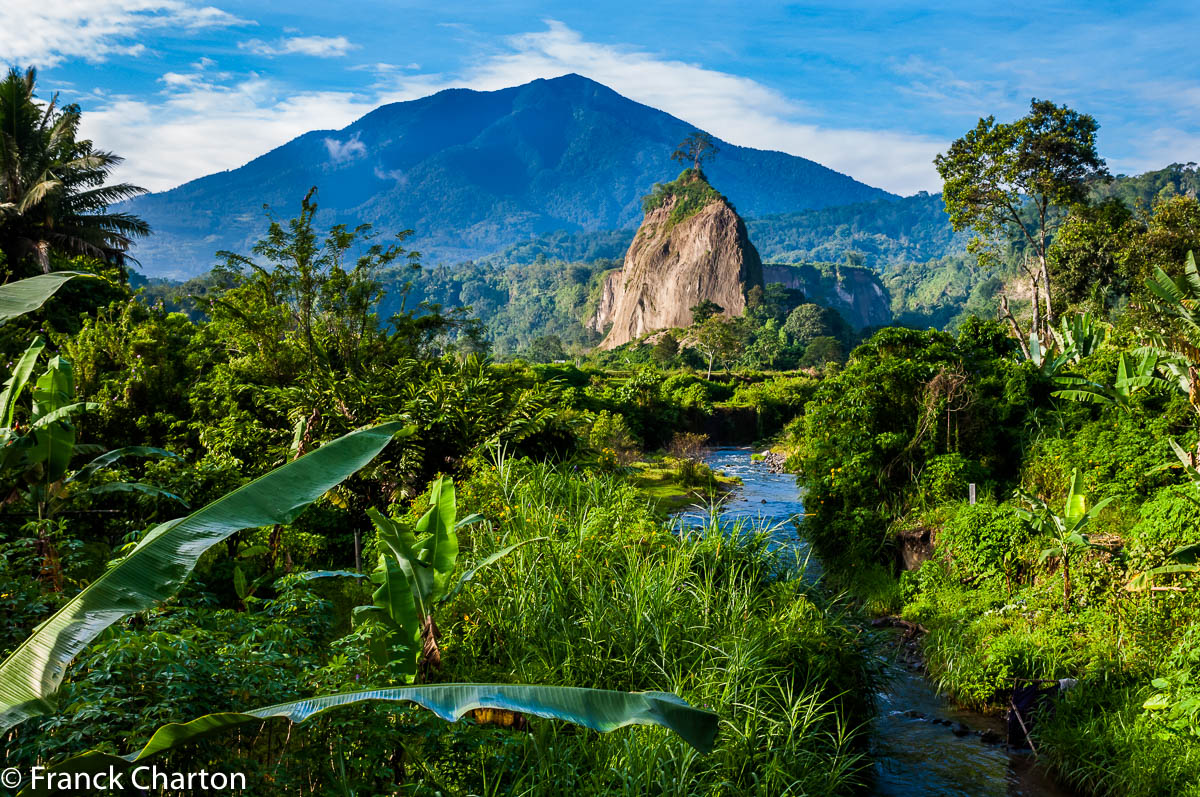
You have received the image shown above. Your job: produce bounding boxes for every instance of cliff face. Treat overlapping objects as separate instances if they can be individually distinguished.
[763,263,891,328]
[597,174,763,348]
[588,269,622,333]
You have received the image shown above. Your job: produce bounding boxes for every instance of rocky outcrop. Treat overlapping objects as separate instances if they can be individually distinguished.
[763,263,891,329]
[597,172,763,348]
[587,269,622,333]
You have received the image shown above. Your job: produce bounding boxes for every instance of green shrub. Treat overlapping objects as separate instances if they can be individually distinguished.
[917,453,987,507]
[586,410,642,465]
[937,501,1031,585]
[1127,486,1200,552]
[640,169,724,229]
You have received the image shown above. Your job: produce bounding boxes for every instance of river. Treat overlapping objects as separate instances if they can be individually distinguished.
[680,446,1073,797]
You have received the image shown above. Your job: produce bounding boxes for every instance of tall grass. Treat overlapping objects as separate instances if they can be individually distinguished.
[419,453,876,794]
[1038,684,1200,797]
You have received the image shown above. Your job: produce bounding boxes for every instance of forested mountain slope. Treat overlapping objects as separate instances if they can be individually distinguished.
[122,74,892,278]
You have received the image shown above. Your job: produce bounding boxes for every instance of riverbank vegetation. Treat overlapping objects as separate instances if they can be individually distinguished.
[782,102,1200,796]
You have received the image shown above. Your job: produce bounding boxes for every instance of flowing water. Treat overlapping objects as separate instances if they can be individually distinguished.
[681,446,1073,797]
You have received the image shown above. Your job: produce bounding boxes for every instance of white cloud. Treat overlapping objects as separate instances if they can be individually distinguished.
[1107,126,1200,177]
[373,166,406,183]
[0,0,244,67]
[78,20,949,194]
[324,134,366,163]
[240,35,358,58]
[79,72,382,190]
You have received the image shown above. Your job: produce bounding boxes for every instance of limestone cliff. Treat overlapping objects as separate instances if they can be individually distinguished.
[588,268,622,333]
[762,262,891,328]
[596,171,763,348]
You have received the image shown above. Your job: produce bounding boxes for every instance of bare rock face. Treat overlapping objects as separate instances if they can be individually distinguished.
[588,269,622,333]
[762,263,891,328]
[597,173,763,348]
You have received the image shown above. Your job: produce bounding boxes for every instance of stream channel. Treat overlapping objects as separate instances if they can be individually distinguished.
[679,446,1073,797]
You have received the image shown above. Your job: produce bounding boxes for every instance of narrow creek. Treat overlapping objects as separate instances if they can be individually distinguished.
[680,446,1072,797]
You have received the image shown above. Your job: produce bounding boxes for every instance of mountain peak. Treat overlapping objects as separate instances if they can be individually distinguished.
[123,77,895,278]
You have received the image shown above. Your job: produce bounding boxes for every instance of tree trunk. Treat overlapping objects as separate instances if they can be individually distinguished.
[1000,295,1030,358]
[1039,254,1055,330]
[35,240,51,274]
[1030,277,1041,346]
[1063,550,1072,611]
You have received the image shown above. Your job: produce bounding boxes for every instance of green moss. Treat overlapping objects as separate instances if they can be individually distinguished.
[640,168,727,231]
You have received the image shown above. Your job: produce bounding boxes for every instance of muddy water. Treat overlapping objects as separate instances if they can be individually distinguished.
[681,447,1072,797]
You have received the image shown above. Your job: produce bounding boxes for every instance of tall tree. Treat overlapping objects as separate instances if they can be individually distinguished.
[692,315,741,378]
[671,131,719,172]
[0,68,149,277]
[935,99,1109,347]
[214,187,419,374]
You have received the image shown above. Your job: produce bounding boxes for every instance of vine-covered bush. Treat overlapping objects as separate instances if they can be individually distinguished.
[936,500,1031,584]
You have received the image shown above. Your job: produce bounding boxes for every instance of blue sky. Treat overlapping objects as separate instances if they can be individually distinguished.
[6,1,1198,195]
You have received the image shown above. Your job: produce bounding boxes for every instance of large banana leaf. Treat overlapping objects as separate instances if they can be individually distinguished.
[0,272,93,325]
[353,555,423,679]
[1064,471,1088,529]
[0,422,408,735]
[0,338,45,427]
[418,475,459,597]
[18,684,718,795]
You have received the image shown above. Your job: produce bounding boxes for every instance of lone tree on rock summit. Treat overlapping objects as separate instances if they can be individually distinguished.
[672,131,719,172]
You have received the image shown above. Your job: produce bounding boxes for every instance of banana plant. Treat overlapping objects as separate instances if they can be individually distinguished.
[0,421,409,735]
[0,339,183,521]
[16,684,718,796]
[0,272,94,325]
[1051,311,1108,361]
[0,339,96,500]
[354,476,543,681]
[1052,347,1161,412]
[1127,439,1200,591]
[0,271,102,503]
[1144,251,1200,340]
[1126,542,1200,592]
[1016,469,1112,610]
[1025,311,1109,386]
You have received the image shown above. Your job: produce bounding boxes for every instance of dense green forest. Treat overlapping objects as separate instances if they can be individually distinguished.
[4,56,1200,797]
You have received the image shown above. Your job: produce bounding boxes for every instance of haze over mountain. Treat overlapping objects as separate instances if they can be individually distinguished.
[122,74,894,278]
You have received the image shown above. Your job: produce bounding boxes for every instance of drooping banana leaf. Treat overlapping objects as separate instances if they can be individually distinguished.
[0,337,45,428]
[18,684,718,795]
[1126,564,1200,592]
[0,272,94,325]
[67,446,179,484]
[83,481,187,505]
[0,421,409,735]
